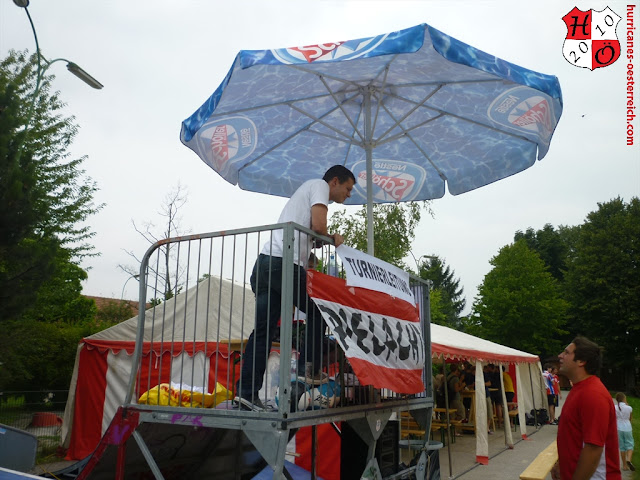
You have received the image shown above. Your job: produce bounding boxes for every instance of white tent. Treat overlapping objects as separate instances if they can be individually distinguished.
[430,323,546,464]
[61,276,545,464]
[61,276,255,460]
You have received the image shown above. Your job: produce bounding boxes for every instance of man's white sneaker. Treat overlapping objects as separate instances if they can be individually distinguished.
[234,395,267,412]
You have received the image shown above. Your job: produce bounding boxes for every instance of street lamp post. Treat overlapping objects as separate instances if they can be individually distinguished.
[409,252,438,274]
[13,0,103,160]
[121,274,140,302]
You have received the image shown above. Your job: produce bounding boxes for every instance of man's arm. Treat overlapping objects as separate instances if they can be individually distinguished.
[310,204,344,247]
[571,443,603,480]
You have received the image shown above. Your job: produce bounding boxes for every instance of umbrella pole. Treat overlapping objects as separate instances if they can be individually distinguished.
[364,87,374,256]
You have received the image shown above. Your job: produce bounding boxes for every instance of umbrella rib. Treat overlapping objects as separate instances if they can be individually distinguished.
[375,84,536,146]
[305,128,361,147]
[317,75,366,144]
[239,94,364,173]
[210,90,340,117]
[378,105,535,146]
[398,115,449,183]
[288,91,364,146]
[373,84,444,144]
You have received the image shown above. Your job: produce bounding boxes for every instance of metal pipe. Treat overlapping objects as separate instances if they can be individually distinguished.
[364,85,375,256]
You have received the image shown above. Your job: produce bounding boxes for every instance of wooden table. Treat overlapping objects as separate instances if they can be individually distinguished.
[460,390,476,433]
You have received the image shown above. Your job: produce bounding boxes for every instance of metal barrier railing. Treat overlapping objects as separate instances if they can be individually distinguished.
[0,390,68,458]
[120,222,434,478]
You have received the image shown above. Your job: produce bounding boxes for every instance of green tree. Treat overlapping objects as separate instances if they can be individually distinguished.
[329,202,430,268]
[416,256,465,329]
[469,239,568,356]
[514,223,577,282]
[0,50,101,321]
[0,318,98,389]
[0,50,101,390]
[564,197,640,388]
[21,247,96,324]
[427,288,446,326]
[95,300,137,326]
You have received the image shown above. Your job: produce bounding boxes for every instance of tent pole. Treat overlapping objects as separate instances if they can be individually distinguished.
[443,355,453,478]
[528,364,538,429]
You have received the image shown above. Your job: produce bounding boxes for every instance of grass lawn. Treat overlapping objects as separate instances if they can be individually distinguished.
[615,392,639,476]
[609,390,640,479]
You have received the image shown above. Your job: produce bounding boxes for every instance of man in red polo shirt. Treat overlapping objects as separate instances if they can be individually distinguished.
[551,336,621,480]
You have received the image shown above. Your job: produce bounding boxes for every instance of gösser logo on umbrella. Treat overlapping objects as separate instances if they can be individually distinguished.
[181,22,563,254]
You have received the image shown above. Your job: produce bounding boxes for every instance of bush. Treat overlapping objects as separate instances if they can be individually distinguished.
[0,319,94,390]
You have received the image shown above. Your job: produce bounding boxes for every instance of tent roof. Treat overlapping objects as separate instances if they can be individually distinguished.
[82,276,537,364]
[430,323,539,364]
[84,275,255,353]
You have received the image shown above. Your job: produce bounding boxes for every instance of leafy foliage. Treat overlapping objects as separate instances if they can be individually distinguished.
[0,50,101,321]
[0,50,102,390]
[564,197,640,370]
[0,318,96,389]
[95,300,137,325]
[427,288,446,325]
[469,240,568,356]
[328,201,448,322]
[417,256,465,329]
[514,223,577,282]
[329,202,430,269]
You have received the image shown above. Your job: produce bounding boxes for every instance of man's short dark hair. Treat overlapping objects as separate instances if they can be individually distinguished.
[323,165,355,184]
[572,336,602,375]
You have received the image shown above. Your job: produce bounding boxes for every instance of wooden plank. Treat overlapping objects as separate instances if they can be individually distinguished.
[519,441,558,480]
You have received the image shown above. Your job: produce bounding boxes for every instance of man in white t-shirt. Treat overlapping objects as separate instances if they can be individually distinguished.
[236,165,355,411]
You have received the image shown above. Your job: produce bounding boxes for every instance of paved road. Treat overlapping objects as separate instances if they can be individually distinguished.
[454,424,557,480]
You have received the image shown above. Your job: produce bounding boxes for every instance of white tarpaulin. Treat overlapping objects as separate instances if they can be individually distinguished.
[430,323,546,464]
[61,276,255,460]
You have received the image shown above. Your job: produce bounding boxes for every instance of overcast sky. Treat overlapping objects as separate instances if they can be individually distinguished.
[2,1,637,313]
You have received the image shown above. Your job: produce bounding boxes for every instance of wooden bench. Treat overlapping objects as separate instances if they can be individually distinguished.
[431,419,462,444]
[400,412,425,439]
[401,411,462,446]
[519,440,558,480]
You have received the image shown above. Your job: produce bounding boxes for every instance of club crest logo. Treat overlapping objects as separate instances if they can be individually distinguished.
[352,160,426,202]
[562,6,621,70]
[194,116,258,178]
[271,34,389,64]
[488,87,555,144]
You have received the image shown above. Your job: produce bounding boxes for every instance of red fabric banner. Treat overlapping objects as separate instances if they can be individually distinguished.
[307,270,425,394]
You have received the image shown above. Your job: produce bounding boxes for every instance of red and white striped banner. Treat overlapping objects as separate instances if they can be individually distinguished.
[307,270,425,394]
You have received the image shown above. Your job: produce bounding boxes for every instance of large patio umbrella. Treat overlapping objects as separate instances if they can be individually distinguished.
[181,23,562,254]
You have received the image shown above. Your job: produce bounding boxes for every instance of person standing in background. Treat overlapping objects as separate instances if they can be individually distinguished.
[502,365,515,403]
[615,392,634,472]
[552,366,562,424]
[543,364,557,424]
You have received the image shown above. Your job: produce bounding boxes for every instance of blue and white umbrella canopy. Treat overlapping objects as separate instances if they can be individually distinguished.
[181,23,562,250]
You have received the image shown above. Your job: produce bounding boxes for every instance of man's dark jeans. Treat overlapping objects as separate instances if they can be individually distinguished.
[238,254,324,398]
